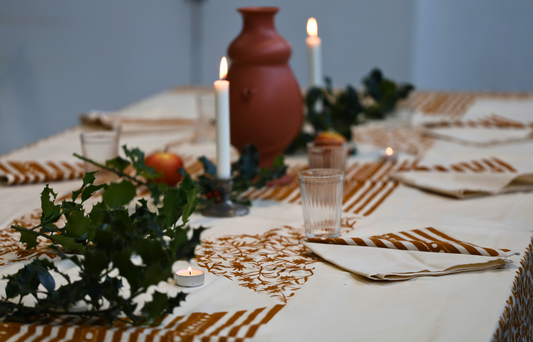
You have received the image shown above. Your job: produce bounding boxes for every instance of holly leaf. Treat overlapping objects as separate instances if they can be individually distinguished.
[102,180,136,208]
[15,227,39,250]
[123,146,160,181]
[52,234,86,253]
[37,268,55,294]
[198,157,217,177]
[106,156,131,173]
[71,172,97,201]
[63,210,91,238]
[158,188,184,228]
[173,226,205,261]
[40,185,61,228]
[179,175,198,224]
[232,144,259,180]
[142,291,168,323]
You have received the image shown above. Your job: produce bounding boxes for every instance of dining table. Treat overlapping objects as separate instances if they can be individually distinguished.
[0,87,531,342]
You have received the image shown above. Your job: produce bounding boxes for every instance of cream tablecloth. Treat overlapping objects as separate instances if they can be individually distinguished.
[0,89,531,342]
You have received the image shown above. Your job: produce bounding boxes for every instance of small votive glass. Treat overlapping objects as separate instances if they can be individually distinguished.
[307,142,349,171]
[80,131,120,181]
[298,169,344,238]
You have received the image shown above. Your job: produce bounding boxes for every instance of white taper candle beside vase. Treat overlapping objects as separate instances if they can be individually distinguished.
[214,57,231,179]
[306,17,323,87]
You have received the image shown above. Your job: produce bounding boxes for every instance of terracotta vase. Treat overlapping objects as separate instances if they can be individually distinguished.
[227,7,303,167]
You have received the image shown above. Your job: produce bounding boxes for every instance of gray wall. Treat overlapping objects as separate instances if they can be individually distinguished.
[412,0,533,91]
[0,1,192,155]
[1,1,532,155]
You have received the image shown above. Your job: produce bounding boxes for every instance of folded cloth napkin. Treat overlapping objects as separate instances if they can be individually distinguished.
[0,160,84,185]
[303,226,518,281]
[418,98,533,146]
[80,89,210,133]
[80,111,197,133]
[390,171,533,198]
[419,118,533,147]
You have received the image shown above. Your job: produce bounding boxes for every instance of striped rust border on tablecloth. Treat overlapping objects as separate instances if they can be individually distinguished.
[0,160,85,185]
[0,304,285,342]
[241,156,518,217]
[305,227,516,257]
[411,91,533,119]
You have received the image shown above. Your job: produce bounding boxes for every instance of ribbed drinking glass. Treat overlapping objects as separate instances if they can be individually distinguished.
[298,169,344,238]
[307,142,349,171]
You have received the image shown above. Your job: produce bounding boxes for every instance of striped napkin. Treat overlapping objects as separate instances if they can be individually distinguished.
[303,227,517,281]
[0,160,85,185]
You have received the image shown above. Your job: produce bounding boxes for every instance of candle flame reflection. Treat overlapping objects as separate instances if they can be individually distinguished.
[307,18,318,37]
[219,57,228,80]
[188,266,192,275]
[385,147,393,156]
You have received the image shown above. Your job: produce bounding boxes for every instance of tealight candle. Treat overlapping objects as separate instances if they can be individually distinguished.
[175,266,205,287]
[379,147,398,162]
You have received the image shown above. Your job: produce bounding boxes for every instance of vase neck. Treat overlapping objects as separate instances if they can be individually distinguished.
[238,7,278,35]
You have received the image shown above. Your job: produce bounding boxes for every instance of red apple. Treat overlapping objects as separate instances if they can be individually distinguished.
[144,152,184,186]
[314,131,347,146]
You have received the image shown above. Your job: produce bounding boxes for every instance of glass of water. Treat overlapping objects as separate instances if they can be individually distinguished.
[80,131,120,183]
[298,169,344,238]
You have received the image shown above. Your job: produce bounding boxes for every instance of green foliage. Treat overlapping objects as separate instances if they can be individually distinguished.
[286,68,414,153]
[195,144,288,208]
[3,146,204,325]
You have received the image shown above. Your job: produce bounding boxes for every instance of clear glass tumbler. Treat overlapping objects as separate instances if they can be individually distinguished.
[80,131,120,182]
[194,92,216,143]
[299,169,344,238]
[307,142,349,171]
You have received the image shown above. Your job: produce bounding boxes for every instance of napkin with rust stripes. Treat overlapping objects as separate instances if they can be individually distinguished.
[0,160,85,185]
[303,227,517,281]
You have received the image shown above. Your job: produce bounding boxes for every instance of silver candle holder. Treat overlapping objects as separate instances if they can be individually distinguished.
[201,178,249,218]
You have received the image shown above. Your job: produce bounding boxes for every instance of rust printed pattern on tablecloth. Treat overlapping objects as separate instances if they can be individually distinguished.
[0,210,57,266]
[0,304,285,342]
[306,227,515,257]
[195,218,357,304]
[492,236,533,342]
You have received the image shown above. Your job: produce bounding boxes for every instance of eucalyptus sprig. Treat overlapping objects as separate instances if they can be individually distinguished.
[1,146,204,325]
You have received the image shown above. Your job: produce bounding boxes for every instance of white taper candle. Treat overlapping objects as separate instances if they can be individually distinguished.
[214,57,231,179]
[306,18,323,87]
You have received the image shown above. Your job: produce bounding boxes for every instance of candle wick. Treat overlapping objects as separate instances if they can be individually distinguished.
[189,270,191,275]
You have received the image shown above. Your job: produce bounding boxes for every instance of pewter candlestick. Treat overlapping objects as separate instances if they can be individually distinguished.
[202,178,249,217]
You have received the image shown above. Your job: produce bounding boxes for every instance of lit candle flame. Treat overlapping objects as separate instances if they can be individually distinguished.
[385,147,394,156]
[307,18,318,37]
[219,57,228,80]
[188,266,192,275]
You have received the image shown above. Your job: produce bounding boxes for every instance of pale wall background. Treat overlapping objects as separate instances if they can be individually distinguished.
[1,0,532,155]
